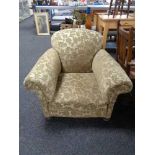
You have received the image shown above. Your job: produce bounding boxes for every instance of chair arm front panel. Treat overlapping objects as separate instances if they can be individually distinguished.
[24,48,61,102]
[92,49,133,118]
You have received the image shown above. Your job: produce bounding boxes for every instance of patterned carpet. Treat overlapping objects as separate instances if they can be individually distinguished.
[19,17,135,155]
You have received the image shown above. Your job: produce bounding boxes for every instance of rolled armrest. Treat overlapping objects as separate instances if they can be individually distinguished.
[92,49,133,105]
[24,48,61,102]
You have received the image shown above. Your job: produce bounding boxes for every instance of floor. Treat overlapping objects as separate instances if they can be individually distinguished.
[19,17,135,155]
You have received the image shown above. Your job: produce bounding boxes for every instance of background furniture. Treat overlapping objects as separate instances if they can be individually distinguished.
[108,0,132,17]
[24,28,132,119]
[34,5,135,31]
[35,5,135,21]
[35,5,135,12]
[97,14,134,48]
[117,22,135,79]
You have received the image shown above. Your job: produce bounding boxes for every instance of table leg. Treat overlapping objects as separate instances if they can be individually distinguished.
[102,23,109,49]
[94,14,97,27]
[98,17,102,33]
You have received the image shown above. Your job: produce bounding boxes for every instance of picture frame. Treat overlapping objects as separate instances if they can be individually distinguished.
[34,12,50,35]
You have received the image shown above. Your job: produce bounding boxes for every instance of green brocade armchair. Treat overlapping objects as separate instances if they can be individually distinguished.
[24,28,133,119]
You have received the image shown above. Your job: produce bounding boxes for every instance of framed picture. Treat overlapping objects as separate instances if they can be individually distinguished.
[34,12,50,35]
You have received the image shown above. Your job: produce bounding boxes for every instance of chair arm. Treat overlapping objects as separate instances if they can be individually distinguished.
[24,48,61,102]
[92,49,133,117]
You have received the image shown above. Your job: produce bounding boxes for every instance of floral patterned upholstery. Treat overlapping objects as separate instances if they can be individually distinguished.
[50,73,107,117]
[24,29,133,119]
[51,28,102,73]
[92,49,133,118]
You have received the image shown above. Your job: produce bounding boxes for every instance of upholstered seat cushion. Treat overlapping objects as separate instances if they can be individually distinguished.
[49,73,107,117]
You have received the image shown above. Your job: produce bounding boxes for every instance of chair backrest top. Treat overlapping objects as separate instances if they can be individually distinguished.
[51,28,102,73]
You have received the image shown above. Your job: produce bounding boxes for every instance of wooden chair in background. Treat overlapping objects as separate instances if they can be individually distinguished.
[117,21,135,79]
[108,0,132,18]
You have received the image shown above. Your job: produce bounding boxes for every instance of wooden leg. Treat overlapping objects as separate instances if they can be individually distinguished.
[94,14,97,29]
[98,17,102,33]
[98,24,102,34]
[102,24,109,49]
[45,117,51,121]
[103,118,110,121]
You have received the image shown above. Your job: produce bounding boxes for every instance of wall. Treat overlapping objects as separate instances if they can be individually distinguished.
[19,0,32,22]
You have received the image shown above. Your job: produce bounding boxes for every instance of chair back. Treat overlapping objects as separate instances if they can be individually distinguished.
[51,28,102,73]
[117,21,135,78]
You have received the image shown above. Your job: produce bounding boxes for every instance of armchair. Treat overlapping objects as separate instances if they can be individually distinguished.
[24,28,133,119]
